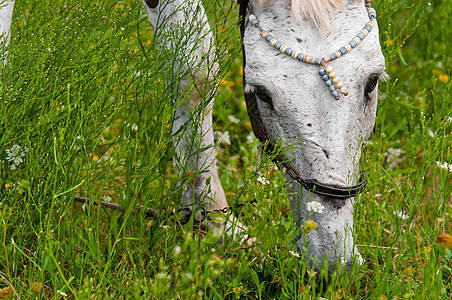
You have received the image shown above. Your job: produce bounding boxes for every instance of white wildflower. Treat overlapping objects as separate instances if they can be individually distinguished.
[427,129,435,137]
[339,257,346,266]
[247,132,255,145]
[384,147,405,169]
[57,290,68,297]
[216,131,231,145]
[393,210,409,220]
[306,201,325,214]
[157,272,169,279]
[375,193,382,198]
[102,195,112,203]
[256,175,269,185]
[174,245,181,255]
[289,250,300,258]
[385,147,403,158]
[436,161,452,172]
[227,114,240,124]
[5,144,28,170]
[97,151,112,163]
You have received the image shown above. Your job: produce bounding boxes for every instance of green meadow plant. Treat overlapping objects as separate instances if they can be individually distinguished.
[0,0,450,298]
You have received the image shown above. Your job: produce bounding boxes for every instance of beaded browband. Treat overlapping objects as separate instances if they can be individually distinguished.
[247,0,377,100]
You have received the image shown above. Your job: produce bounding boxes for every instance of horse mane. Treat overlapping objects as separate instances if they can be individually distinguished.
[254,0,362,32]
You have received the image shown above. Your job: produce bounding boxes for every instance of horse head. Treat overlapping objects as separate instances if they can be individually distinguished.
[240,0,385,272]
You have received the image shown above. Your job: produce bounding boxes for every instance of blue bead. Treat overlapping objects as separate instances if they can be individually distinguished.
[357,33,365,40]
[328,85,336,92]
[364,25,372,32]
[250,18,259,26]
[321,74,329,81]
[340,47,347,55]
[274,42,282,49]
[318,68,326,75]
[285,48,293,56]
[325,79,333,87]
[297,53,305,61]
[314,58,321,65]
[265,35,273,42]
[369,12,377,19]
[332,90,339,98]
[349,40,357,48]
[330,53,337,60]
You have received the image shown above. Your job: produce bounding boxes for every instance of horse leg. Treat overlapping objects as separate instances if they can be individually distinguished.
[0,0,15,67]
[173,81,229,221]
[144,0,248,240]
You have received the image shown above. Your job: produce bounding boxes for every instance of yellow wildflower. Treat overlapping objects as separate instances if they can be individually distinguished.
[436,233,452,248]
[30,282,42,294]
[0,286,12,299]
[303,220,317,234]
[403,266,412,277]
[219,79,234,87]
[434,69,449,83]
[438,73,449,83]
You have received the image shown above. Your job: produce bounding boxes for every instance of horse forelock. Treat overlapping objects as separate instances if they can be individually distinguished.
[254,0,363,33]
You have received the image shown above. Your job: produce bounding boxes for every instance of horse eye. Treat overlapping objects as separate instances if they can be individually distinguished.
[364,74,379,102]
[255,86,274,110]
[145,0,159,8]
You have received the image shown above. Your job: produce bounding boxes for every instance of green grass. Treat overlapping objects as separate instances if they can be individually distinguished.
[0,0,451,298]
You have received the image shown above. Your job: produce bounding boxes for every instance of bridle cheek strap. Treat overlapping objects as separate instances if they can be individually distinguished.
[238,0,368,199]
[244,91,268,141]
[240,0,266,142]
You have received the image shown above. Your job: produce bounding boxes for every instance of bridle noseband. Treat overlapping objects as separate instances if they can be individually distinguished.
[238,0,373,199]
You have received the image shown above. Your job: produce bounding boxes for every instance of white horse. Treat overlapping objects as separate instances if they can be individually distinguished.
[144,0,385,272]
[1,0,385,272]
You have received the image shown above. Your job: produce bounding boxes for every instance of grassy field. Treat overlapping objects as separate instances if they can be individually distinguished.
[0,0,451,298]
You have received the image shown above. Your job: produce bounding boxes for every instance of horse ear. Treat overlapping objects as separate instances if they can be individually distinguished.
[145,0,159,8]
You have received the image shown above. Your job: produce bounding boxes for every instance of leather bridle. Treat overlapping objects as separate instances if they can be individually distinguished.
[237,0,368,199]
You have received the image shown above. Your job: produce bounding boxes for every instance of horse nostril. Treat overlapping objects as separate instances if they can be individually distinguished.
[322,198,347,209]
